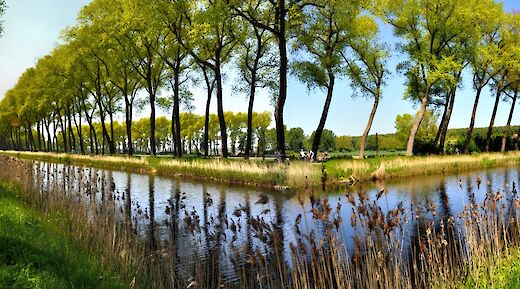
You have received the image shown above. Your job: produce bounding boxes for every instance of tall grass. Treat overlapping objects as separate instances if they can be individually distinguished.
[328,151,520,182]
[0,156,519,288]
[2,150,520,189]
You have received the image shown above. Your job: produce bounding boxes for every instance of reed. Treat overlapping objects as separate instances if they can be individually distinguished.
[0,156,519,288]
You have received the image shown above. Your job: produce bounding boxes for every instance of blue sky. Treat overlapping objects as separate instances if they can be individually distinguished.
[0,0,519,136]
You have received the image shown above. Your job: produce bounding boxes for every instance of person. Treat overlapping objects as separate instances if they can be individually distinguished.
[300,148,306,160]
[308,150,315,162]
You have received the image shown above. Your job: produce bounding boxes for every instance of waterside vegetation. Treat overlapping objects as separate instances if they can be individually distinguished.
[0,183,127,288]
[2,150,520,189]
[0,156,519,288]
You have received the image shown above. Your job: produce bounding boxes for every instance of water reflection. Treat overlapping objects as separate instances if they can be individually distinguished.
[3,158,520,287]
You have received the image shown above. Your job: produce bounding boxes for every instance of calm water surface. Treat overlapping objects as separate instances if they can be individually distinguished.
[11,159,520,283]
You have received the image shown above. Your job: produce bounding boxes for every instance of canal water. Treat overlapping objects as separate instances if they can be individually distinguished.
[1,156,518,287]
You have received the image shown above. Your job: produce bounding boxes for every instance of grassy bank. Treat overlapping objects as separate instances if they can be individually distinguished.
[0,183,127,289]
[326,151,520,182]
[459,247,520,288]
[1,150,520,189]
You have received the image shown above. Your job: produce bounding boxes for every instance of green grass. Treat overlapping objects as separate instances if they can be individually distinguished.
[459,248,520,289]
[0,184,127,289]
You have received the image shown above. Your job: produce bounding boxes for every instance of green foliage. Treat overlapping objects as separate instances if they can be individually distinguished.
[309,129,336,152]
[395,110,438,153]
[286,127,306,150]
[335,135,353,151]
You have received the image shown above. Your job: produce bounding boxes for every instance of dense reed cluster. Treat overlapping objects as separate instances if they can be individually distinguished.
[0,156,518,288]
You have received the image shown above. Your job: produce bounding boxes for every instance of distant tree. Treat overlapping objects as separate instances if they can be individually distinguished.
[395,110,438,153]
[335,136,353,152]
[309,129,336,152]
[286,127,306,151]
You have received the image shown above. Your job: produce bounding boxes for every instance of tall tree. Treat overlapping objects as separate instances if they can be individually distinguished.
[293,0,362,160]
[343,26,388,159]
[463,5,507,153]
[235,21,276,158]
[120,0,167,155]
[381,0,490,156]
[77,0,142,155]
[176,0,238,157]
[231,0,308,158]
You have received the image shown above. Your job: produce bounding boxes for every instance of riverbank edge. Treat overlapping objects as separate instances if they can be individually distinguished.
[0,182,129,288]
[1,150,520,190]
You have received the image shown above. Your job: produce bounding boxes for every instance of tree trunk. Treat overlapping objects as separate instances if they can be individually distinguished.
[215,62,228,158]
[434,94,450,147]
[45,119,51,152]
[172,66,182,158]
[67,107,76,153]
[312,76,335,160]
[108,105,115,154]
[202,68,214,157]
[485,82,503,152]
[406,86,430,156]
[438,87,456,153]
[245,87,255,158]
[36,121,42,151]
[360,94,380,159]
[149,90,157,155]
[463,86,483,153]
[501,90,517,152]
[58,113,68,153]
[274,24,287,158]
[125,102,134,156]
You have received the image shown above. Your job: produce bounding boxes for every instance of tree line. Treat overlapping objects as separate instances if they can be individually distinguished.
[0,0,518,160]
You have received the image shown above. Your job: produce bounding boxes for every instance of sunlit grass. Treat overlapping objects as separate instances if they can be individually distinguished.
[0,184,127,289]
[1,150,520,189]
[328,151,520,182]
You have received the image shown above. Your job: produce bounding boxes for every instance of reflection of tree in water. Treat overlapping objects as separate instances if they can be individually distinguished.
[147,175,157,251]
[166,181,181,286]
[267,194,287,288]
[466,177,476,206]
[124,173,132,228]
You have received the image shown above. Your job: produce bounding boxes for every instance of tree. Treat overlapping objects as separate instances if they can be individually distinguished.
[286,127,305,151]
[153,0,192,157]
[381,0,489,156]
[234,18,277,158]
[343,21,388,158]
[176,0,238,158]
[335,136,353,152]
[484,13,520,152]
[395,110,438,153]
[293,0,362,160]
[501,74,519,152]
[231,0,309,158]
[463,7,510,153]
[115,0,167,155]
[76,0,142,156]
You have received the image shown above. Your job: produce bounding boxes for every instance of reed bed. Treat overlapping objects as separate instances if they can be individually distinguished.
[0,156,519,288]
